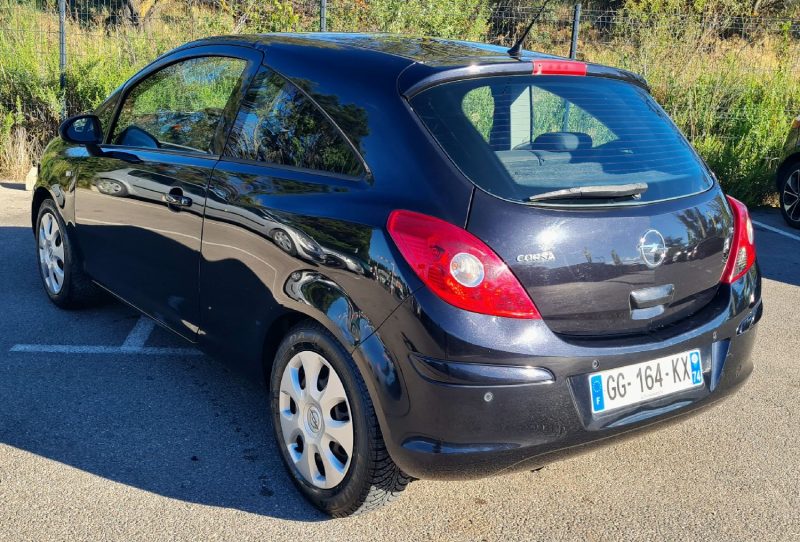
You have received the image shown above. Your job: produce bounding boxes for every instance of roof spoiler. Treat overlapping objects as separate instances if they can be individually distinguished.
[401,61,650,99]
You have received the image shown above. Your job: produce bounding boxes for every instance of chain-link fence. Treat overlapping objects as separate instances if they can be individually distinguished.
[2,0,799,201]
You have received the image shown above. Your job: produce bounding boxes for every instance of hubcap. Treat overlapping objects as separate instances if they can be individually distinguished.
[38,212,65,295]
[278,350,353,489]
[274,230,292,252]
[783,169,800,223]
[97,179,122,194]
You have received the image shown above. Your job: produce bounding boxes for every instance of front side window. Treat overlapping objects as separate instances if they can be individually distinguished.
[94,95,118,139]
[225,68,364,177]
[413,75,713,204]
[112,56,246,154]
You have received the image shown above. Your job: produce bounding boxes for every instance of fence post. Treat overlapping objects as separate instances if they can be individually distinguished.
[569,2,581,59]
[58,0,67,119]
[562,3,581,131]
[320,0,327,32]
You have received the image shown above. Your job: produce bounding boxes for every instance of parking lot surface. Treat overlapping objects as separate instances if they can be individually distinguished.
[1,182,798,541]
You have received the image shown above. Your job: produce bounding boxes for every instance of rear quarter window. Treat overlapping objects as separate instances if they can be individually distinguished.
[413,75,713,204]
[225,68,365,178]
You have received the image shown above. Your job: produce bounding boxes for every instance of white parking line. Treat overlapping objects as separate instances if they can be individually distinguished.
[9,316,202,356]
[121,317,156,351]
[752,220,800,242]
[9,344,202,355]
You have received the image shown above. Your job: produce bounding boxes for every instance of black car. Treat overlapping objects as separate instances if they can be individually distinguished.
[32,33,761,516]
[777,115,800,228]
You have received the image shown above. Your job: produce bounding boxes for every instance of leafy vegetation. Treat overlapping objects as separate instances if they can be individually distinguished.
[583,7,800,204]
[1,0,798,206]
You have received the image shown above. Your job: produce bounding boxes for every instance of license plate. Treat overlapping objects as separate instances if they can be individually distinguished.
[589,349,703,414]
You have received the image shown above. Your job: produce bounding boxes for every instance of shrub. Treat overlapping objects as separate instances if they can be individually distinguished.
[575,8,800,204]
[328,0,489,39]
[0,98,39,180]
[1,0,798,207]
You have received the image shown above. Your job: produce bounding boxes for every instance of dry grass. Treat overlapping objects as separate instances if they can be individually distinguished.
[0,126,38,181]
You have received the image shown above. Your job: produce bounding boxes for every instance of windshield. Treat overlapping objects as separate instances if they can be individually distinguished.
[410,75,713,204]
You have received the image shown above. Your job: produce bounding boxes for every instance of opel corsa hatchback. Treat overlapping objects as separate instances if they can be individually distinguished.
[33,34,762,516]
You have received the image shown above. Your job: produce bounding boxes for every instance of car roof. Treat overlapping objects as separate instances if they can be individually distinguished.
[175,32,648,95]
[183,32,554,65]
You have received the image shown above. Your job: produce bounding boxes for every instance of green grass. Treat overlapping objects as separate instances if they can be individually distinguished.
[1,1,798,206]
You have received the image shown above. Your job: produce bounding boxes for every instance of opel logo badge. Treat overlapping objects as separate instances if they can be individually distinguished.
[639,229,668,268]
[307,406,322,433]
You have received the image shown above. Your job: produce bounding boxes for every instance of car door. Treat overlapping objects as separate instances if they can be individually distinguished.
[198,66,374,370]
[73,45,261,340]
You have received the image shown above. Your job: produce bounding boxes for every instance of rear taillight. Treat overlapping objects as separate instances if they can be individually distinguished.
[721,196,756,284]
[387,210,540,319]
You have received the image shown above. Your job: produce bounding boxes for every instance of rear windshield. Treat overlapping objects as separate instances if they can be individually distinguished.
[410,75,713,204]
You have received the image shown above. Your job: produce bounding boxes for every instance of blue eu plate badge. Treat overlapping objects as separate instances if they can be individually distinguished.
[590,374,604,412]
[690,351,702,385]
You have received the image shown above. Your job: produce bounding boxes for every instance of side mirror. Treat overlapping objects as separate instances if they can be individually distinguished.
[58,114,103,146]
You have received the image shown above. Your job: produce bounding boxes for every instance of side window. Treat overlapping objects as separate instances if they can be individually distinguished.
[529,87,615,146]
[462,87,494,143]
[112,56,246,154]
[462,83,616,151]
[94,96,117,140]
[225,68,364,177]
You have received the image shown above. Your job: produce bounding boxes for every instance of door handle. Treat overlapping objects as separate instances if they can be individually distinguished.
[163,188,192,208]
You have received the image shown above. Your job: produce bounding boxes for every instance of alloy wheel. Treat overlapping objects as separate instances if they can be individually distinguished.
[97,179,123,195]
[278,350,353,489]
[273,230,294,253]
[38,212,65,295]
[783,169,800,223]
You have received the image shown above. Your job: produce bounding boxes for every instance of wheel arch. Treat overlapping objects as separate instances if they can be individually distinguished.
[261,310,311,384]
[260,272,408,441]
[31,186,53,231]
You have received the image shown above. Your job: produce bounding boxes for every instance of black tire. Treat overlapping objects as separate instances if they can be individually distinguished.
[269,321,410,517]
[778,160,800,229]
[35,199,102,308]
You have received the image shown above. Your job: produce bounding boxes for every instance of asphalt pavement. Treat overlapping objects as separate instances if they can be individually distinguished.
[0,181,798,541]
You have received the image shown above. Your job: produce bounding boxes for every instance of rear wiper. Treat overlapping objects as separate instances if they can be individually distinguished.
[527,183,648,202]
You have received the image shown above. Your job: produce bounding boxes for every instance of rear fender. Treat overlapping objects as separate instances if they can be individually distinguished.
[283,270,376,351]
[283,270,412,439]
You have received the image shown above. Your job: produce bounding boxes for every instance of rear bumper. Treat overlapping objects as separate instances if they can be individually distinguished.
[386,325,755,480]
[352,265,762,480]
